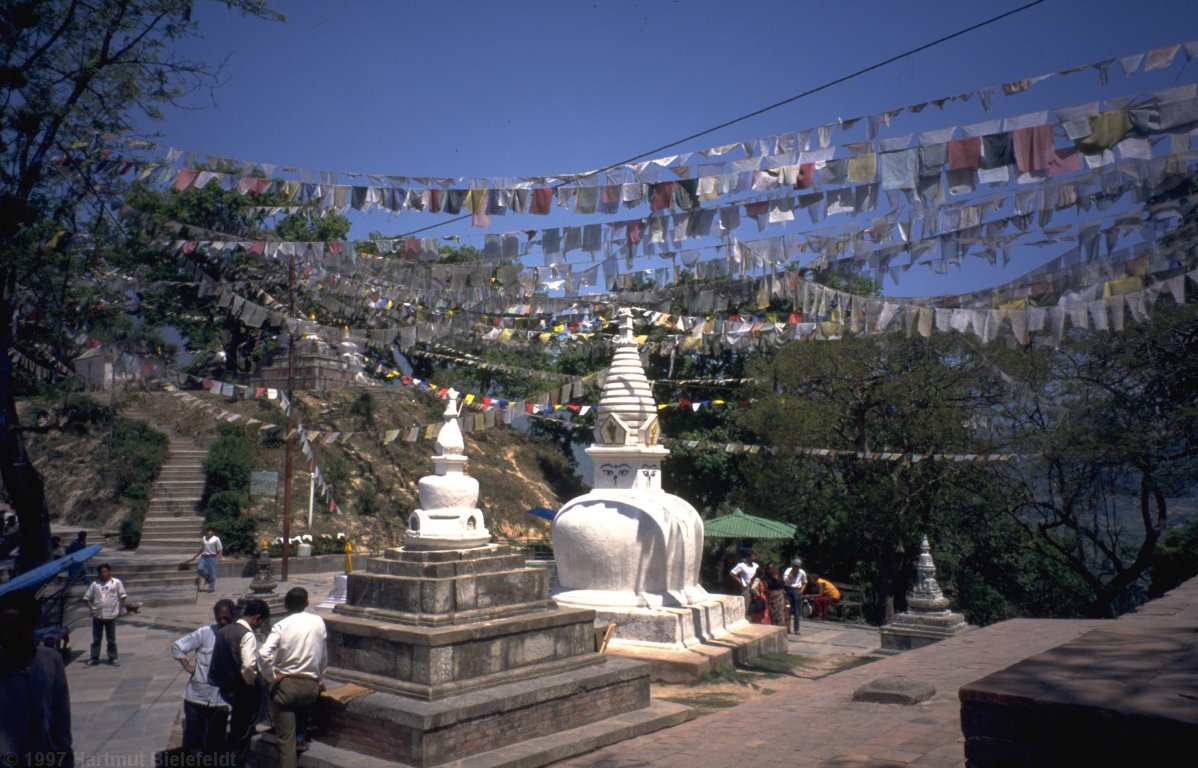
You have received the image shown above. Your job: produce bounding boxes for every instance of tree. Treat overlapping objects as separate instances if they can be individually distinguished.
[0,0,281,571]
[993,300,1198,616]
[738,332,1008,623]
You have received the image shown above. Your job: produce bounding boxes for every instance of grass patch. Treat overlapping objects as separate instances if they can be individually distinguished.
[687,652,808,686]
[741,652,806,676]
[689,665,754,686]
[659,693,743,711]
[832,655,881,673]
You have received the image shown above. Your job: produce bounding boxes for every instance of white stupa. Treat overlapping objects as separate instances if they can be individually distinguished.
[553,310,708,609]
[404,393,491,550]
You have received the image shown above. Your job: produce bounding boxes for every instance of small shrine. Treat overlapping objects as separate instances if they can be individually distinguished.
[313,392,688,767]
[552,309,785,680]
[404,394,490,550]
[880,535,973,653]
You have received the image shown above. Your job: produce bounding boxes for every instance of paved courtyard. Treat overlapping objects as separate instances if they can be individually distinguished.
[60,570,1153,768]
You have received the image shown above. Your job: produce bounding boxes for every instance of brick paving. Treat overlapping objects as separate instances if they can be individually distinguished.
[61,573,337,765]
[61,573,1180,768]
[555,618,1105,768]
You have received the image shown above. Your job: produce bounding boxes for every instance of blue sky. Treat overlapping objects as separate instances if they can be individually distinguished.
[142,0,1198,299]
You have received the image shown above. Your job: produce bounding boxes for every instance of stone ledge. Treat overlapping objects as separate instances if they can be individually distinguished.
[261,699,693,768]
[960,579,1198,767]
[327,604,594,646]
[604,642,733,683]
[330,657,651,728]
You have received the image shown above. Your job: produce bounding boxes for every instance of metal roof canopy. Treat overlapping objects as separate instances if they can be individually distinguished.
[703,508,795,540]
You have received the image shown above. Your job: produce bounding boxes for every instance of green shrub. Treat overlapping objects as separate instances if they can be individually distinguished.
[123,482,150,501]
[354,481,381,517]
[350,391,376,427]
[1150,522,1198,598]
[64,397,113,433]
[203,425,255,496]
[205,490,244,522]
[119,517,142,549]
[212,516,258,556]
[319,450,350,492]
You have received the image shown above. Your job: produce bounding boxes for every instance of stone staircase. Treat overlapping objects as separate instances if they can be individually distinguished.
[113,399,211,605]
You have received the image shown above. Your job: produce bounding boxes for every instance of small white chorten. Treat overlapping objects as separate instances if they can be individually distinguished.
[404,393,491,550]
[552,310,708,609]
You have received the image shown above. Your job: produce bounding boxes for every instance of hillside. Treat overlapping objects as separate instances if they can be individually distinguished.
[20,386,582,552]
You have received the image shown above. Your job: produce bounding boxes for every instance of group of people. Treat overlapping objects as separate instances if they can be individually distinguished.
[1,566,327,768]
[171,588,328,768]
[730,551,842,632]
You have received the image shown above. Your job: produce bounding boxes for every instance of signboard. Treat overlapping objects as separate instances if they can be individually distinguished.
[250,470,279,497]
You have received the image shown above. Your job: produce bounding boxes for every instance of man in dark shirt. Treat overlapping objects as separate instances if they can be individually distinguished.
[0,590,73,767]
[209,599,269,767]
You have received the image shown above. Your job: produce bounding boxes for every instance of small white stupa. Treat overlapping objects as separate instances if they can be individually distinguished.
[404,393,491,550]
[553,309,708,609]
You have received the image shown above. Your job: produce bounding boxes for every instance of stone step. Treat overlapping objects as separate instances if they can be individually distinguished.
[148,500,202,511]
[96,560,191,574]
[142,516,203,526]
[135,542,198,554]
[120,573,199,590]
[141,527,203,538]
[138,534,201,544]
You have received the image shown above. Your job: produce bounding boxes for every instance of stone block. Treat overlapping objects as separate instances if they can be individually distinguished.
[960,620,1198,767]
[319,658,658,767]
[851,675,936,704]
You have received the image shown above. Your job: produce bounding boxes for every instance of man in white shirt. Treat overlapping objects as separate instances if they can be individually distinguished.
[259,587,327,768]
[210,599,269,767]
[191,527,223,593]
[729,551,759,614]
[783,557,808,634]
[171,599,235,758]
[83,563,126,666]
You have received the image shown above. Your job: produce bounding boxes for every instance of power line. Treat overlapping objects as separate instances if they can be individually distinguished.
[398,0,1048,239]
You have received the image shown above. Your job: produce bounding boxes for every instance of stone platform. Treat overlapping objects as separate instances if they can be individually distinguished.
[584,596,788,682]
[314,544,684,767]
[960,581,1198,767]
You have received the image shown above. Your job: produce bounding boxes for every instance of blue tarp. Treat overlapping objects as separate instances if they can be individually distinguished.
[0,544,102,597]
[525,506,557,521]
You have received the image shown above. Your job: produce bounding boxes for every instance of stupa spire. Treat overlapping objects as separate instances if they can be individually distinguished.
[594,308,660,448]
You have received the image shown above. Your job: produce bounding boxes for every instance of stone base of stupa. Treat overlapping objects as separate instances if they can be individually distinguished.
[879,608,972,653]
[558,594,788,682]
[312,544,690,767]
